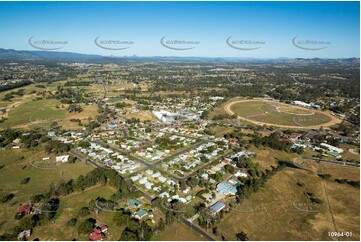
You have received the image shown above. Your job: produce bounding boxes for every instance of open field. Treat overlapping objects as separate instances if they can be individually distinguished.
[224,99,341,129]
[0,99,96,130]
[125,110,157,122]
[218,166,360,241]
[0,148,95,234]
[249,146,299,171]
[0,96,66,129]
[28,185,120,241]
[151,222,204,241]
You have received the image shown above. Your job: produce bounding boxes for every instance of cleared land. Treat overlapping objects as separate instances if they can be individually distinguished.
[218,166,360,241]
[151,222,204,241]
[225,99,340,129]
[28,186,119,241]
[0,148,95,234]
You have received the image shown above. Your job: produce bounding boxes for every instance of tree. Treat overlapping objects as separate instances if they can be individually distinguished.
[18,216,37,231]
[120,230,138,241]
[213,226,219,236]
[165,210,174,225]
[236,231,249,241]
[138,221,153,241]
[113,211,129,226]
[67,218,77,227]
[78,219,94,234]
[224,164,235,174]
[158,218,165,231]
[79,207,91,217]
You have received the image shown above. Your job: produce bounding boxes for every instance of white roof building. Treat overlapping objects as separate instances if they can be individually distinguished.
[320,143,344,154]
[139,177,148,184]
[152,172,161,178]
[234,171,248,178]
[145,182,153,190]
[159,192,170,198]
[56,155,69,163]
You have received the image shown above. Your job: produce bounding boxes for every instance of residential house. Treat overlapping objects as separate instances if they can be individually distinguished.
[210,201,225,214]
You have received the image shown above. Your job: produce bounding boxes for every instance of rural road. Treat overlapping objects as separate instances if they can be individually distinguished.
[301,155,360,168]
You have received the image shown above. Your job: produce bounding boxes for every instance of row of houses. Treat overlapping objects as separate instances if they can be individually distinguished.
[158,126,205,138]
[131,169,177,194]
[161,140,229,174]
[77,142,141,174]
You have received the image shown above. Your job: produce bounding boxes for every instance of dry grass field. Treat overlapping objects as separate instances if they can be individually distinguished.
[151,222,204,241]
[218,165,360,241]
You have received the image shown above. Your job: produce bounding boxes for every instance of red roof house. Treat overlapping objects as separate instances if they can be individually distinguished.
[88,227,104,241]
[17,204,32,214]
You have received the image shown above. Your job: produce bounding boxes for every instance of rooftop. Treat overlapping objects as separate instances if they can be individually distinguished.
[127,198,142,207]
[210,201,225,213]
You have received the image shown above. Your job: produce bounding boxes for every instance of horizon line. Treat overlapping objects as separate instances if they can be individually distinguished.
[1,48,359,60]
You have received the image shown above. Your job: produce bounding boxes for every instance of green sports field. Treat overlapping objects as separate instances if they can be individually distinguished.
[229,100,334,127]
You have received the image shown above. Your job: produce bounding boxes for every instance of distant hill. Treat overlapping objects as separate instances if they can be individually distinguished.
[0,48,41,61]
[0,48,103,61]
[0,48,359,64]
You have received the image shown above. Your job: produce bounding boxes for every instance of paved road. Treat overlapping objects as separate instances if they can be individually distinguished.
[181,150,234,181]
[93,139,210,181]
[70,150,106,169]
[301,155,360,168]
[134,185,154,201]
[92,139,233,183]
[96,78,107,113]
[151,128,206,140]
[91,140,179,179]
[153,140,209,166]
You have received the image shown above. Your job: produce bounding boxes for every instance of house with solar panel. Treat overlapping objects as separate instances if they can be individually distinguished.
[210,201,225,214]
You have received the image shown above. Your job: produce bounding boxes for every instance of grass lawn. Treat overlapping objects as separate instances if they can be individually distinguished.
[151,222,204,241]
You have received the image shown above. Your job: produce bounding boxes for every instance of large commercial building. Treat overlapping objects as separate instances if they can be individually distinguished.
[152,110,176,124]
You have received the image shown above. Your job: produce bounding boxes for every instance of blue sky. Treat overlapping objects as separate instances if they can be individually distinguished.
[0,1,359,58]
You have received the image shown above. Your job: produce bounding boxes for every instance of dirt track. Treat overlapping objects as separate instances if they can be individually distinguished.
[224,98,342,129]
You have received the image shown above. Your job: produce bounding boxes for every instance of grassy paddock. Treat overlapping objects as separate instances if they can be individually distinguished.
[151,222,204,241]
[0,148,95,234]
[28,185,119,241]
[218,167,359,241]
